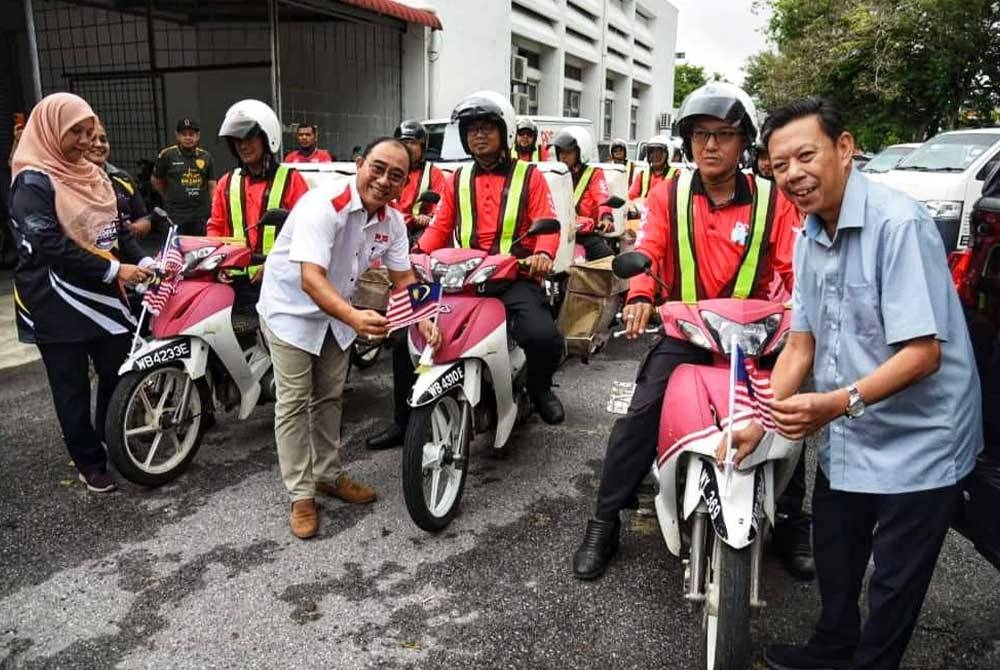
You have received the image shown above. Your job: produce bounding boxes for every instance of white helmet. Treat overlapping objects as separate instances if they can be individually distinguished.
[641,134,673,159]
[218,99,283,155]
[674,81,759,159]
[549,125,597,164]
[451,90,516,154]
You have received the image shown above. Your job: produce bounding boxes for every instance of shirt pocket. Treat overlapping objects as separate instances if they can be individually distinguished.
[367,241,391,263]
[843,282,883,340]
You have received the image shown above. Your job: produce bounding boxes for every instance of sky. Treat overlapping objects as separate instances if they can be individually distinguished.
[670,0,772,86]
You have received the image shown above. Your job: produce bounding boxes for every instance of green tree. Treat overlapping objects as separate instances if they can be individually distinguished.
[674,63,708,108]
[743,0,1000,149]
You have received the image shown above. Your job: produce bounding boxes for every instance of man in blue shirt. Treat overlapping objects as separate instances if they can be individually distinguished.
[723,97,982,670]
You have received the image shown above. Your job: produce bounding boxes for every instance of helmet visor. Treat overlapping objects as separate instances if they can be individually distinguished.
[219,116,259,140]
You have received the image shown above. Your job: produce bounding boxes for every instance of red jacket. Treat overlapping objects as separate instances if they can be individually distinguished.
[629,171,798,303]
[629,165,677,199]
[283,148,334,163]
[573,165,613,231]
[206,168,310,250]
[417,161,560,258]
[390,162,448,228]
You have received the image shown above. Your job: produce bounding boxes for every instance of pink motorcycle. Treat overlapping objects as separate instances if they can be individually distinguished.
[104,210,282,486]
[613,251,803,670]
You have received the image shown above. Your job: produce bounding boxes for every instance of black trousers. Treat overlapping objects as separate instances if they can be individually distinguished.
[577,232,614,261]
[176,215,207,237]
[595,337,711,520]
[809,470,958,670]
[37,335,131,475]
[390,280,563,426]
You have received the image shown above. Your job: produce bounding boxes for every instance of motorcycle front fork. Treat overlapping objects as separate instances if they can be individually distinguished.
[682,510,768,610]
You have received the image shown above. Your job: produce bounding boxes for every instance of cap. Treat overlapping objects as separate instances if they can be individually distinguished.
[176,117,200,132]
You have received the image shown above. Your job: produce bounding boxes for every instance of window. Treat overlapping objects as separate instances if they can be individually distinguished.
[527,81,540,115]
[608,46,628,61]
[565,63,582,81]
[566,26,595,45]
[605,77,615,93]
[564,89,581,118]
[630,104,638,140]
[603,99,614,141]
[522,50,540,70]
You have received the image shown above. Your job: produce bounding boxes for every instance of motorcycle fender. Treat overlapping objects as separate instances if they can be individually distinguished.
[408,359,481,409]
[118,337,208,380]
[693,459,763,550]
[654,456,684,557]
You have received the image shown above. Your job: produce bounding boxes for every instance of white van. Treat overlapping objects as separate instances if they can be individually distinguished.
[870,128,1000,249]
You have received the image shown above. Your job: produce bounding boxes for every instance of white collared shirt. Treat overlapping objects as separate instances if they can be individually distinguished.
[258,176,410,354]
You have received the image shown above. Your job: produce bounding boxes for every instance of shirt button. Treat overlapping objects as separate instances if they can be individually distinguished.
[830,322,838,331]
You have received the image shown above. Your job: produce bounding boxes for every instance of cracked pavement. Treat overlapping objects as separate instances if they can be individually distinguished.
[2,338,999,669]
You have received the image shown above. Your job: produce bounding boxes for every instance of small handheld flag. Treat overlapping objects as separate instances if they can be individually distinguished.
[385,281,441,333]
[142,236,185,316]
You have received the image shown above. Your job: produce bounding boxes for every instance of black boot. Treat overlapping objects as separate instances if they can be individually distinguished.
[774,513,815,581]
[366,423,406,450]
[531,389,565,425]
[572,518,620,580]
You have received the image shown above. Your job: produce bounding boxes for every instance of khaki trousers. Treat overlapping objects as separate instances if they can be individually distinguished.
[263,322,350,501]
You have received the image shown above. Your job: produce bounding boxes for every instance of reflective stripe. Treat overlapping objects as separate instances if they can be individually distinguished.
[511,146,541,161]
[641,166,677,197]
[229,165,291,275]
[732,177,772,299]
[411,163,433,217]
[457,161,530,254]
[675,171,699,303]
[674,172,773,303]
[573,165,595,207]
[110,175,135,196]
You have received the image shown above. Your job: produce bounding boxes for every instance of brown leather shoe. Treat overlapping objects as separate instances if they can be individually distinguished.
[315,474,376,504]
[290,498,318,539]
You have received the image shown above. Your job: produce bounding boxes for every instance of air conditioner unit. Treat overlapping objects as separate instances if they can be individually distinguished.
[511,55,528,84]
[512,92,530,115]
[658,112,672,129]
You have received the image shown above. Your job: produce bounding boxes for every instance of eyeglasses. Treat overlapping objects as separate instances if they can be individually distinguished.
[466,123,498,137]
[691,129,743,146]
[365,160,407,186]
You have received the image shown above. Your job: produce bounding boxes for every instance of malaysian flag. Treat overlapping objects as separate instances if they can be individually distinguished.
[385,281,441,333]
[732,342,776,431]
[142,236,185,316]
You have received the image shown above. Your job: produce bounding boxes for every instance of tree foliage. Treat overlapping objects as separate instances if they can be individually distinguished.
[743,0,1000,149]
[674,63,708,108]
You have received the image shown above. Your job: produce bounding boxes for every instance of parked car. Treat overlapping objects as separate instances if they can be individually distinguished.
[851,152,874,170]
[870,128,1000,250]
[860,143,922,174]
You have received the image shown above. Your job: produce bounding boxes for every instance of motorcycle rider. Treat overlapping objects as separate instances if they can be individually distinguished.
[511,117,549,162]
[389,120,447,242]
[609,137,637,187]
[206,99,311,308]
[571,82,803,580]
[366,90,565,450]
[753,137,774,179]
[549,126,614,261]
[628,134,679,206]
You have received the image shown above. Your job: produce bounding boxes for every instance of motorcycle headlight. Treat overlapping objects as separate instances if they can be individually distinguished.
[197,254,224,271]
[469,265,497,284]
[923,200,963,220]
[435,258,483,291]
[678,320,714,351]
[413,263,432,282]
[701,311,782,356]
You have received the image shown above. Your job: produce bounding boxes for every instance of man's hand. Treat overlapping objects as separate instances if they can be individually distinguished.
[412,214,431,229]
[525,253,553,277]
[250,266,264,284]
[622,301,654,338]
[715,422,766,468]
[597,215,615,233]
[770,391,847,440]
[128,217,152,238]
[350,308,389,341]
[418,319,442,350]
[117,263,153,285]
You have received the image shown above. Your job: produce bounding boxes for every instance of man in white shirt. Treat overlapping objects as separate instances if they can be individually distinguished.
[258,137,439,539]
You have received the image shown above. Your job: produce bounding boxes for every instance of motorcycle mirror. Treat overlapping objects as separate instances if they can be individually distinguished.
[259,208,289,228]
[526,218,561,236]
[603,195,626,209]
[612,251,652,279]
[417,190,441,205]
[150,207,172,226]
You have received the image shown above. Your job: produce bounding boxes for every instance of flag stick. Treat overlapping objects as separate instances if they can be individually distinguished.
[725,333,738,490]
[130,223,177,355]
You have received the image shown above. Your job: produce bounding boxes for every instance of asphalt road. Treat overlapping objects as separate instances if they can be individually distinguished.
[2,336,999,670]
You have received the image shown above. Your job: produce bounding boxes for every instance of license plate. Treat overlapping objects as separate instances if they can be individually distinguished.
[134,340,192,371]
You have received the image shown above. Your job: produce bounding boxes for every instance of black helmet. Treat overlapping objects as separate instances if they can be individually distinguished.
[451,90,516,154]
[674,82,759,160]
[394,119,427,143]
[515,117,538,136]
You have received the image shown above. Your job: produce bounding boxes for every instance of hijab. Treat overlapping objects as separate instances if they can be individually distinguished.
[11,93,118,252]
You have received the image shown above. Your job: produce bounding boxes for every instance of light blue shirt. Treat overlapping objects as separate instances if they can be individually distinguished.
[791,169,982,493]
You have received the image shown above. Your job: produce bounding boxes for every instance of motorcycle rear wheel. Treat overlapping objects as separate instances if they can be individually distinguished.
[402,390,471,532]
[105,367,209,487]
[700,534,752,670]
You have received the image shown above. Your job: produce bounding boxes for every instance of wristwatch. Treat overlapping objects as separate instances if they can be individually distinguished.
[844,384,866,419]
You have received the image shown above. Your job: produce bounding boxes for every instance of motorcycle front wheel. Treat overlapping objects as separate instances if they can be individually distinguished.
[700,534,752,670]
[402,389,471,532]
[105,367,209,486]
[351,340,382,369]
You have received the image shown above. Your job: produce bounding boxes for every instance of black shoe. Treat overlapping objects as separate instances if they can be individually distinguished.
[367,423,406,450]
[531,390,565,425]
[572,518,620,580]
[764,644,852,670]
[78,469,117,493]
[774,515,815,581]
